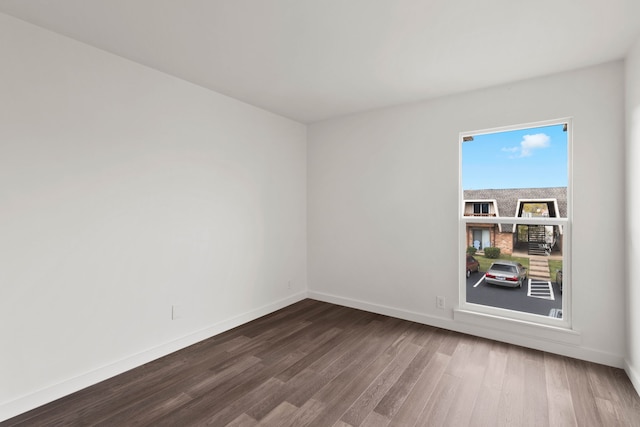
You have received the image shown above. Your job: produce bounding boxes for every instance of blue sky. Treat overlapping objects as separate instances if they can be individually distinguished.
[461,123,568,190]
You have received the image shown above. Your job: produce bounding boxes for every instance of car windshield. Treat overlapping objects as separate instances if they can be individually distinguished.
[490,264,517,273]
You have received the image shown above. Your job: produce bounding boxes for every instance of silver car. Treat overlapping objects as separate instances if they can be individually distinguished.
[484,261,527,288]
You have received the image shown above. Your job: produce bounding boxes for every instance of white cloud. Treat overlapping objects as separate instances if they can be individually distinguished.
[501,147,519,153]
[520,133,550,157]
[502,133,550,158]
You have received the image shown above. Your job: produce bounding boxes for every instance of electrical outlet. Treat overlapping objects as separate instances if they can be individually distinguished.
[288,281,292,290]
[436,296,445,310]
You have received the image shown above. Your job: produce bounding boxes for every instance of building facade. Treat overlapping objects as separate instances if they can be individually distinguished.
[463,187,567,256]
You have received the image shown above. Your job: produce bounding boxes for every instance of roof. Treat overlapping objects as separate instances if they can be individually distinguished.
[464,187,567,232]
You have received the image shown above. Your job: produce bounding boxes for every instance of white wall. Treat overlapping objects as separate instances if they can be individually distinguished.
[625,36,640,393]
[308,61,626,366]
[1,10,635,421]
[0,14,307,420]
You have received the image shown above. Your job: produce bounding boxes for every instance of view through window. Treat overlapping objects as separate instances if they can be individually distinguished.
[460,120,569,324]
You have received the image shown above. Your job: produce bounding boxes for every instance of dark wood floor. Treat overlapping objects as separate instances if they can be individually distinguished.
[4,299,640,426]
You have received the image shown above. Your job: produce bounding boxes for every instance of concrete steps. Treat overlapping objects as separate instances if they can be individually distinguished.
[528,256,551,280]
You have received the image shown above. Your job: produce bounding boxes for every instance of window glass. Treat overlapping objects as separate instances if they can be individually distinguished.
[461,120,569,325]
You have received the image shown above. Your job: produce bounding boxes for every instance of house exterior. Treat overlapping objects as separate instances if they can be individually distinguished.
[463,187,567,255]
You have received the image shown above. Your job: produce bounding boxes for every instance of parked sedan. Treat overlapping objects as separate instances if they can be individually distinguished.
[466,255,480,278]
[484,261,527,288]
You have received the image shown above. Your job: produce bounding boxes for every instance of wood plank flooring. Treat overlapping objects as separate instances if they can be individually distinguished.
[4,299,640,426]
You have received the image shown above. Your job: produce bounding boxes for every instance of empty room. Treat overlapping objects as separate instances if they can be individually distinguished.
[2,1,640,425]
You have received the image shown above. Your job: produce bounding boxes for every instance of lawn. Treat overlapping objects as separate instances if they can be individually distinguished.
[473,253,531,272]
[471,252,563,277]
[548,259,563,275]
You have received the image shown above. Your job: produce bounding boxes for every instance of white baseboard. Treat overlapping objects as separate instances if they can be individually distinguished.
[4,289,630,422]
[0,291,307,422]
[307,290,624,369]
[308,290,455,330]
[624,359,640,397]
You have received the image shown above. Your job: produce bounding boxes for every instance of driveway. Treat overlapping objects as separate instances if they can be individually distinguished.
[466,271,562,317]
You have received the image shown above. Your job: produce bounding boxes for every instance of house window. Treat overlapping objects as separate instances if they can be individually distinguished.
[460,119,571,328]
[473,203,490,215]
[471,228,491,250]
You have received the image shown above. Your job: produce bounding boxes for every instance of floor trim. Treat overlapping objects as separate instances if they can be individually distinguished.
[0,291,308,422]
[625,359,640,397]
[307,290,624,369]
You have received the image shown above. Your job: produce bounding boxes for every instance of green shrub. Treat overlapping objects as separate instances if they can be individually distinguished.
[466,246,477,255]
[484,247,501,259]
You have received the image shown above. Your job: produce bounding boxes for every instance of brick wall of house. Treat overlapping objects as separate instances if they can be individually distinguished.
[495,231,513,255]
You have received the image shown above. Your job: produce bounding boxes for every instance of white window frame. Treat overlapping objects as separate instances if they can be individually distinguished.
[458,118,572,329]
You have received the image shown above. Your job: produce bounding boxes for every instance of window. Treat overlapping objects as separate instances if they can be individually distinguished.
[460,119,571,328]
[471,228,491,250]
[473,203,490,215]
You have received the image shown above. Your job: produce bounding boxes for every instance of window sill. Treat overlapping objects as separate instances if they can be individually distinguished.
[454,308,581,346]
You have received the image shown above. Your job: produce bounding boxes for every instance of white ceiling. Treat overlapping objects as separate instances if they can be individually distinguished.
[1,0,639,123]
